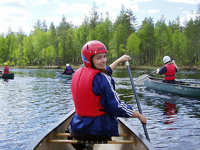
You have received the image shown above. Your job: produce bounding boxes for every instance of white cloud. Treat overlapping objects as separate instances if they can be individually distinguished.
[148,9,160,14]
[0,0,26,5]
[164,0,200,5]
[140,10,146,14]
[179,10,197,26]
[94,0,140,12]
[0,0,26,8]
[182,10,190,14]
[53,3,94,26]
[68,15,87,26]
[32,0,49,6]
[43,15,61,27]
[83,0,140,24]
[0,0,33,34]
[0,0,199,35]
[55,3,91,15]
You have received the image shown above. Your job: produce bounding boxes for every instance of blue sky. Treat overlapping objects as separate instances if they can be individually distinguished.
[0,0,200,35]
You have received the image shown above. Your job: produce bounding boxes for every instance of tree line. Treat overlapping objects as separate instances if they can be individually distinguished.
[0,3,200,67]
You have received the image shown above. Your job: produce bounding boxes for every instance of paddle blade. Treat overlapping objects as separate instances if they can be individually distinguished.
[134,74,149,84]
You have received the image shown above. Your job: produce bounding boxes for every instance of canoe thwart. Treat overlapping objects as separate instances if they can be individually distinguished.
[55,133,130,137]
[51,132,135,145]
[48,139,136,144]
[56,133,72,137]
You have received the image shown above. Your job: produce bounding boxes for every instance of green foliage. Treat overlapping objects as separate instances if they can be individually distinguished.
[126,32,140,65]
[0,4,200,67]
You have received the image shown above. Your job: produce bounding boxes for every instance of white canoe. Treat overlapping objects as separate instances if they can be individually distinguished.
[26,109,155,150]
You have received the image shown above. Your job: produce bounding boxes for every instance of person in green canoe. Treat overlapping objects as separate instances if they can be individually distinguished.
[0,62,9,77]
[157,56,179,84]
[62,63,74,75]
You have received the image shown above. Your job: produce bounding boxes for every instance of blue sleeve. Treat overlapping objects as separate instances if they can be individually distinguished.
[92,72,133,118]
[106,66,112,76]
[159,66,167,75]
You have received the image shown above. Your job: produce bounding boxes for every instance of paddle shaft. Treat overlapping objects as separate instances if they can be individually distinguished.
[149,70,157,76]
[125,61,150,142]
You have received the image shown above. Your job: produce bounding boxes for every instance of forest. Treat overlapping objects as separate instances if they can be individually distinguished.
[0,3,200,67]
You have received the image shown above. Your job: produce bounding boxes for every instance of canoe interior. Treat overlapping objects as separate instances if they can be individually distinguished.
[27,109,154,150]
[1,73,14,79]
[148,77,200,88]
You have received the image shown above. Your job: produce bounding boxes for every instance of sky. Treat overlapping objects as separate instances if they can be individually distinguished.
[0,0,200,35]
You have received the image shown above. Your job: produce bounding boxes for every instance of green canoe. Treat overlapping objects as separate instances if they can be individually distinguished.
[1,73,14,79]
[55,71,73,79]
[143,77,200,98]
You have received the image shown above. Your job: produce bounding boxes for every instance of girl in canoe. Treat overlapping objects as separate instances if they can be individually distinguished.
[69,40,147,150]
[157,56,179,84]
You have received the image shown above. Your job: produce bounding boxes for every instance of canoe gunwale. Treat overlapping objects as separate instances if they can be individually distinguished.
[26,109,75,150]
[118,117,155,150]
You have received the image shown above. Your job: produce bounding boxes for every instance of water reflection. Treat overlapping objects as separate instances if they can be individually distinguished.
[112,69,200,150]
[163,98,177,125]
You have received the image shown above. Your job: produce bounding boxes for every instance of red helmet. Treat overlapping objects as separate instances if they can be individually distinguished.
[81,40,107,67]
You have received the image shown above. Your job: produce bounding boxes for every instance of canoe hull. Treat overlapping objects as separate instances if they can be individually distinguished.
[26,109,154,150]
[144,77,200,98]
[1,73,14,79]
[55,72,73,79]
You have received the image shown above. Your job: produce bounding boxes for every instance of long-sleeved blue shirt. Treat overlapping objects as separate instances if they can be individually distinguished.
[70,66,133,136]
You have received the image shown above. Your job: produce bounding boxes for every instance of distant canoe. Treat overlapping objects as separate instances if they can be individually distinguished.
[55,71,73,79]
[1,73,14,79]
[26,109,155,150]
[144,77,200,98]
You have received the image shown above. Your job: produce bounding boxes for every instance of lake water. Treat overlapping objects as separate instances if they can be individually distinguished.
[0,68,200,150]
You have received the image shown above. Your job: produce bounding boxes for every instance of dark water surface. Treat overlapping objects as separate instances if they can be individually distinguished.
[0,68,199,150]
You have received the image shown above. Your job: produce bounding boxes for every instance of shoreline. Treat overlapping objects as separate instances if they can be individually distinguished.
[5,65,200,70]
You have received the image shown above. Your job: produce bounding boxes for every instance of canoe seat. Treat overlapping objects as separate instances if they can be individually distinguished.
[48,132,136,144]
[48,139,136,144]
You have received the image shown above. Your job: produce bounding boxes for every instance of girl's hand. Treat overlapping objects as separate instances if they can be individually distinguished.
[157,68,160,74]
[132,111,147,125]
[138,114,147,125]
[118,55,131,63]
[110,54,131,71]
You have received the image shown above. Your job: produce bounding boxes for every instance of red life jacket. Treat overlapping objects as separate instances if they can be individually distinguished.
[4,66,9,74]
[164,64,176,80]
[71,67,107,117]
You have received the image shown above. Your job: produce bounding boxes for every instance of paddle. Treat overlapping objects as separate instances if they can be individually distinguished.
[134,70,157,85]
[125,60,150,142]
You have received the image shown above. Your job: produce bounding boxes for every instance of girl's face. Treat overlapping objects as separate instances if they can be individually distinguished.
[92,53,107,70]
